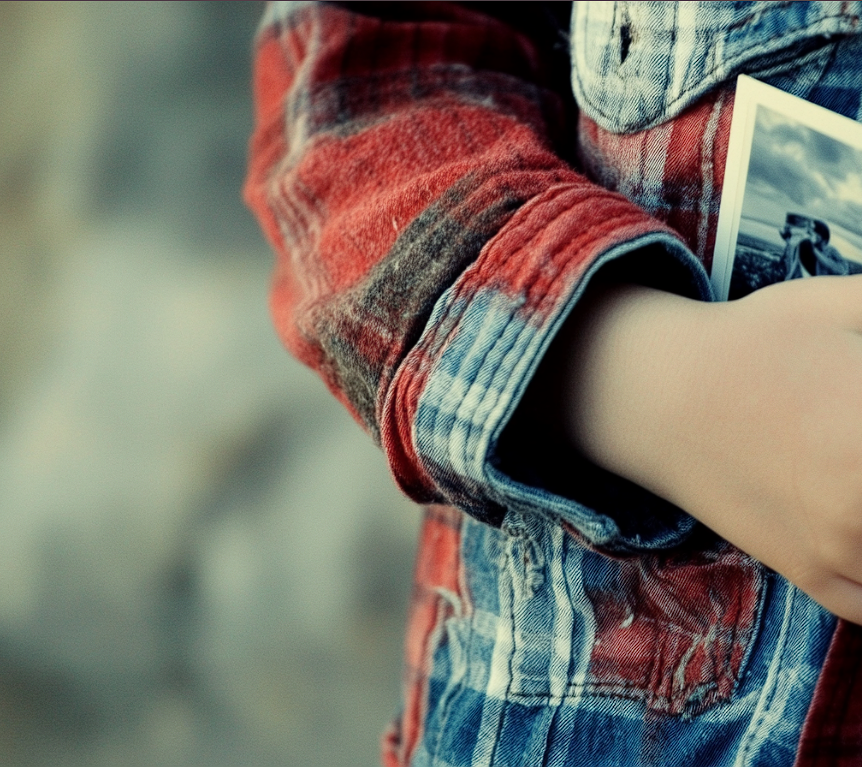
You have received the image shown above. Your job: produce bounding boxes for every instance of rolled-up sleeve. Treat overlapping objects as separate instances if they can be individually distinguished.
[244,1,712,551]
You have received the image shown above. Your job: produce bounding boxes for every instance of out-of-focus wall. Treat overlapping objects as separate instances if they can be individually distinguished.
[0,3,419,765]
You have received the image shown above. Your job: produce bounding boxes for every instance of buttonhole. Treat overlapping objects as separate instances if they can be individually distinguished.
[620,24,632,63]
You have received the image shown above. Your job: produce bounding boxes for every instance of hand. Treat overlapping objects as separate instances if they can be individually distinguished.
[561,277,862,624]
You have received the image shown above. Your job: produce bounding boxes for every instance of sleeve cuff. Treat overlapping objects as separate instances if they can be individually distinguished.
[412,231,714,554]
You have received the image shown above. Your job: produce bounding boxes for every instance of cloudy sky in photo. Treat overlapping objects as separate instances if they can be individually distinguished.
[741,104,862,245]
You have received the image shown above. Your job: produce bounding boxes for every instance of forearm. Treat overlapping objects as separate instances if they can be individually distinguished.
[559,283,710,500]
[557,277,862,624]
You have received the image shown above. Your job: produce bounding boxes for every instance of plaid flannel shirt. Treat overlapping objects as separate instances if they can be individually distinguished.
[244,2,862,764]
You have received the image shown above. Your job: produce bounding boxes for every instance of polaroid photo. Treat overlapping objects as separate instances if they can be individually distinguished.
[712,74,862,301]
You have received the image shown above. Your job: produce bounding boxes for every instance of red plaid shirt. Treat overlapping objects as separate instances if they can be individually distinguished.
[245,3,862,764]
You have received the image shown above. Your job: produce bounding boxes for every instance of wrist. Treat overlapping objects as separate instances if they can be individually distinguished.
[560,284,713,504]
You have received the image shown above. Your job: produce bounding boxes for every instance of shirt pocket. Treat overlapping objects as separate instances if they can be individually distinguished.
[502,516,764,718]
[574,536,764,716]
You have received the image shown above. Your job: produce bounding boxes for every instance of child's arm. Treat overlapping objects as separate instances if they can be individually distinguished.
[558,276,862,624]
[245,2,711,542]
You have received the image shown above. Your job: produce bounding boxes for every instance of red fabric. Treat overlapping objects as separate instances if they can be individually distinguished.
[585,542,763,716]
[795,620,862,766]
[577,88,735,269]
[243,2,685,517]
[382,505,465,767]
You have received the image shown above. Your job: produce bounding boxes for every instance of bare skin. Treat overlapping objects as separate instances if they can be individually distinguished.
[561,276,862,625]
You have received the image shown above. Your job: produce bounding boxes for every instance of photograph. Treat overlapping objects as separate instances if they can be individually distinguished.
[712,75,862,300]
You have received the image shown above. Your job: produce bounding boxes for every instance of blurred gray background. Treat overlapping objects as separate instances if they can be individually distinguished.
[0,2,419,765]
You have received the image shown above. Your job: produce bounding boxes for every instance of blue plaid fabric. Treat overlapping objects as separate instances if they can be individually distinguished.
[571,1,862,132]
[402,5,862,764]
[409,513,834,767]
